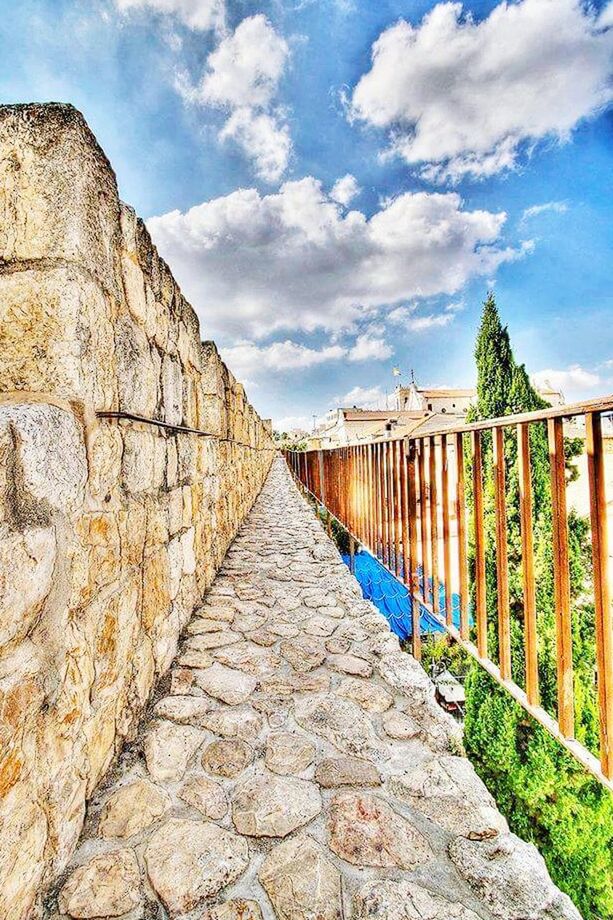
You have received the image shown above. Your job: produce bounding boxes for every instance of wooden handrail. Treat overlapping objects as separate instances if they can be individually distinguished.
[284,395,613,793]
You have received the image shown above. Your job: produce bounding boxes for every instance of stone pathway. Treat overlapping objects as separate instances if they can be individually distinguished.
[45,458,581,920]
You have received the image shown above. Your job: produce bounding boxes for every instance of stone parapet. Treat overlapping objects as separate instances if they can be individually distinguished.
[0,103,274,919]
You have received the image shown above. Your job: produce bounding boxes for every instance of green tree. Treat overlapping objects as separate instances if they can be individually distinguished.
[463,293,613,919]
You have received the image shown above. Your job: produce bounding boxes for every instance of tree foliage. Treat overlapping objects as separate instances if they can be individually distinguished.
[463,293,613,919]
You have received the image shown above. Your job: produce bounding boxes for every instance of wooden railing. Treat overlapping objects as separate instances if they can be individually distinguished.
[284,396,613,792]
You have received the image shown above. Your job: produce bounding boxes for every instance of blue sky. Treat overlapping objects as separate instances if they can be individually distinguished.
[1,0,612,429]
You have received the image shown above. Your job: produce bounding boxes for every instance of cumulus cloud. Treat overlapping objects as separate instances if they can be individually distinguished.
[347,333,392,361]
[180,14,291,181]
[335,385,388,409]
[221,339,346,378]
[148,177,521,339]
[532,364,602,396]
[350,0,613,182]
[330,174,361,206]
[114,0,225,31]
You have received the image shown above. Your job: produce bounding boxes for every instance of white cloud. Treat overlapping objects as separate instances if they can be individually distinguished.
[219,108,291,184]
[350,0,613,181]
[347,333,392,361]
[148,177,521,339]
[532,364,601,396]
[114,0,225,31]
[180,14,291,181]
[221,339,345,378]
[196,14,288,109]
[330,173,361,206]
[335,385,388,409]
[273,415,313,432]
[521,201,568,222]
[388,299,464,331]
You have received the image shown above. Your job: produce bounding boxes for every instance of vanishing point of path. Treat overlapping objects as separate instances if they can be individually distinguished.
[44,458,581,920]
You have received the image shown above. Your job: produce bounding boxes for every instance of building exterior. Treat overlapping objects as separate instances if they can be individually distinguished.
[396,383,476,416]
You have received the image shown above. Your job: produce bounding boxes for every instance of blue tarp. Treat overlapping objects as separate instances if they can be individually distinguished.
[341,549,463,641]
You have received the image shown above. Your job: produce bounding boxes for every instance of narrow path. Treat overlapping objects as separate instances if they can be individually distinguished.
[46,458,580,920]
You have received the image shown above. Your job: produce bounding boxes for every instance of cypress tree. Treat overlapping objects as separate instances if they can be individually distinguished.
[463,293,613,919]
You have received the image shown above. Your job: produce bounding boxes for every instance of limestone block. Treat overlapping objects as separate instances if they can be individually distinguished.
[354,880,482,920]
[121,428,156,494]
[98,777,171,839]
[115,313,158,417]
[0,268,116,406]
[0,784,47,920]
[144,818,249,914]
[162,354,182,426]
[0,524,56,649]
[0,403,87,519]
[58,848,142,919]
[0,103,122,295]
[144,720,206,782]
[232,773,322,837]
[259,835,342,920]
[87,424,122,501]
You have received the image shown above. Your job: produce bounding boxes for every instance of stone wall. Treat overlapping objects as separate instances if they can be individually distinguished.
[0,103,274,919]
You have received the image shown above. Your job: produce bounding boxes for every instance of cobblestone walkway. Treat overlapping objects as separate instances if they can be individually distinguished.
[47,458,580,920]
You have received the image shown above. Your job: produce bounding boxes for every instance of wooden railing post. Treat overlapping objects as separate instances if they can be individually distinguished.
[471,430,487,657]
[493,427,511,680]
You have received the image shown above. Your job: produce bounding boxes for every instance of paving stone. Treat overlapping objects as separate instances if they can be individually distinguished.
[232,613,268,632]
[259,671,330,696]
[187,617,231,634]
[214,641,281,677]
[154,694,217,724]
[389,755,508,839]
[328,791,432,869]
[448,834,581,920]
[328,653,373,678]
[294,695,387,760]
[314,756,381,788]
[337,677,393,713]
[382,708,422,740]
[195,662,257,705]
[259,835,343,920]
[202,901,264,920]
[280,636,326,672]
[179,775,228,820]
[202,739,254,778]
[186,630,242,651]
[265,732,316,775]
[353,880,482,919]
[98,778,171,839]
[144,720,206,782]
[325,637,351,654]
[145,818,249,915]
[232,773,322,837]
[58,849,141,919]
[200,705,263,741]
[303,615,338,637]
[177,649,216,669]
[245,628,278,647]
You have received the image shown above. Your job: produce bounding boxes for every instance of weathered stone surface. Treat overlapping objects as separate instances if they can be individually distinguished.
[154,694,216,724]
[200,706,263,741]
[265,732,315,775]
[144,720,206,782]
[195,663,257,705]
[328,791,431,868]
[304,615,338,637]
[328,653,373,678]
[202,901,264,920]
[202,739,253,778]
[280,636,326,672]
[382,708,421,740]
[294,695,386,759]
[259,671,330,696]
[232,773,322,837]
[449,835,582,919]
[353,880,482,920]
[259,835,343,920]
[179,775,228,820]
[145,818,249,914]
[187,630,241,651]
[314,756,381,788]
[337,677,393,713]
[389,755,508,839]
[58,849,141,918]
[98,778,170,839]
[214,641,280,677]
